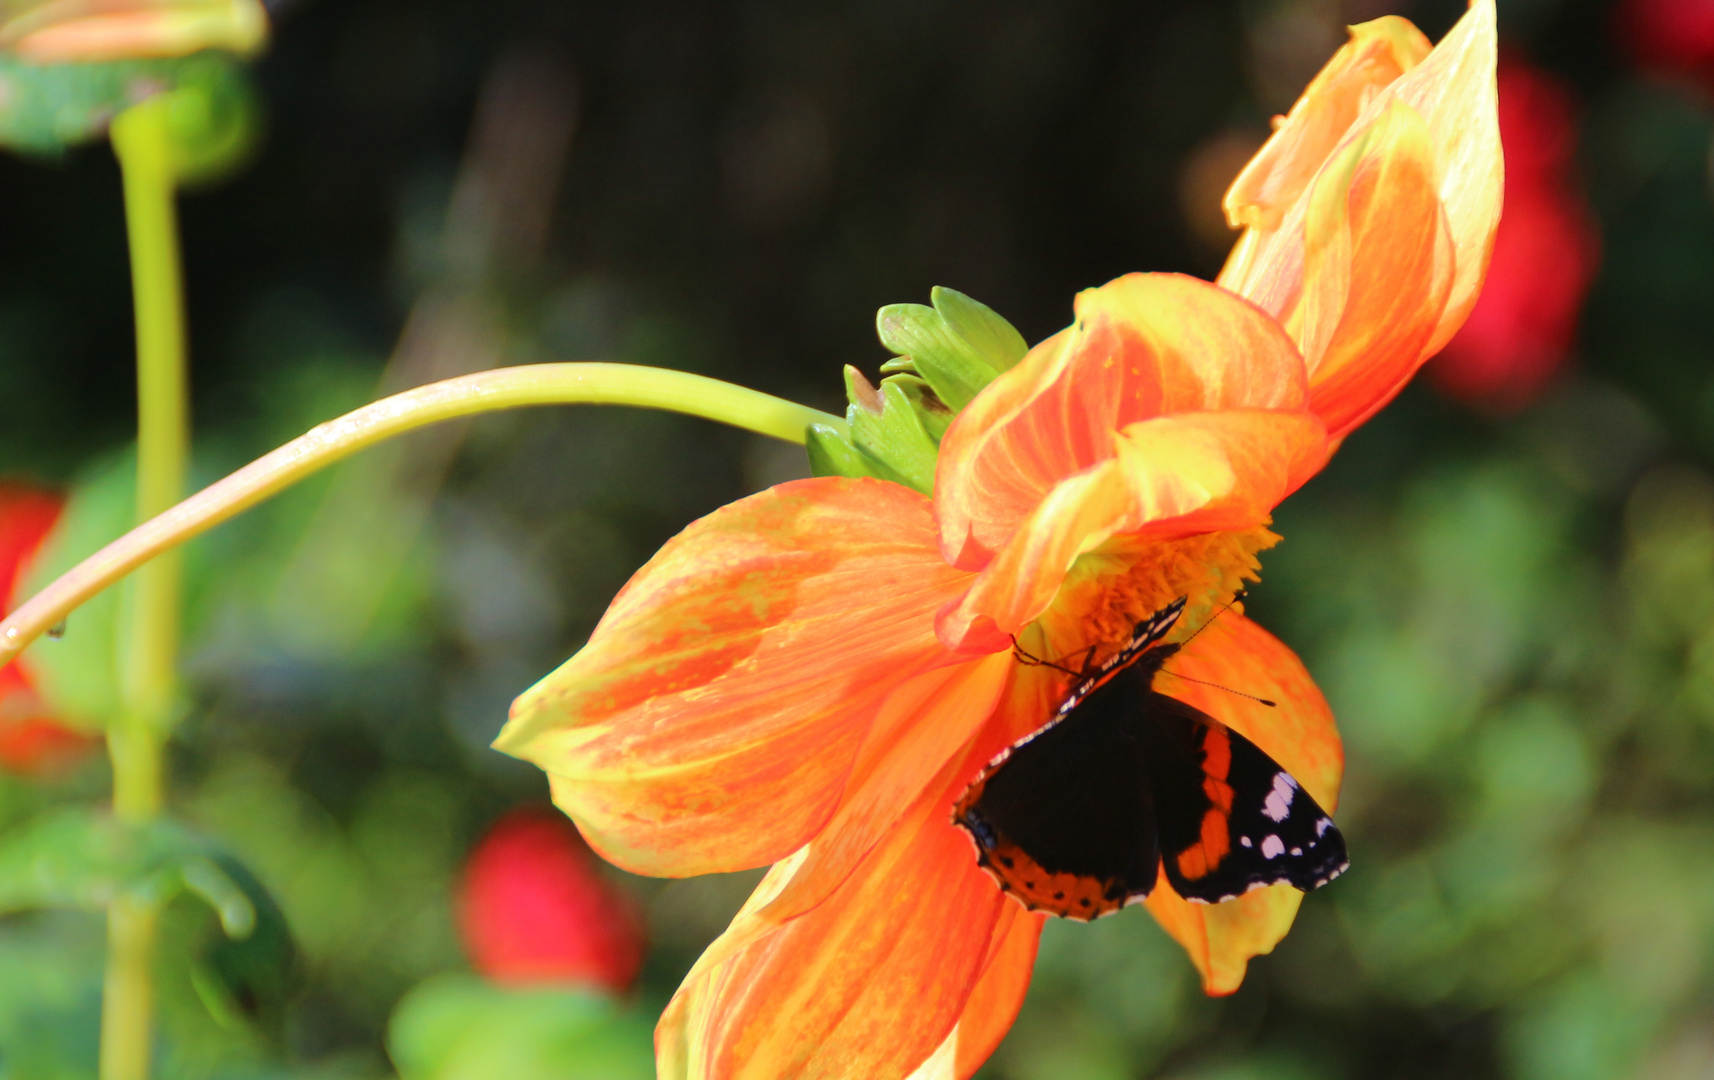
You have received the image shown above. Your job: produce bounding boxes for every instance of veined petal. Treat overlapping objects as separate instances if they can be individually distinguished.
[656,792,1010,1080]
[937,411,1328,652]
[1224,16,1432,237]
[496,478,971,877]
[1387,0,1502,355]
[934,274,1309,571]
[1220,0,1500,415]
[1298,99,1455,438]
[904,904,1045,1080]
[1144,612,1343,994]
[757,652,1013,924]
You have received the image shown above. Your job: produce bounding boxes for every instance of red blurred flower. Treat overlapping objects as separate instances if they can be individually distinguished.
[0,483,95,775]
[1431,58,1601,412]
[1620,0,1714,90]
[458,807,647,994]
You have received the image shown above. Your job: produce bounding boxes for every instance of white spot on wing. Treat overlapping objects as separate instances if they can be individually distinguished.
[1240,836,1252,848]
[1261,835,1285,859]
[1316,818,1331,836]
[1263,772,1296,822]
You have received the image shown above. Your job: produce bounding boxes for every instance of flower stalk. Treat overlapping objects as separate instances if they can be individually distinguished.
[102,94,189,1080]
[0,364,844,670]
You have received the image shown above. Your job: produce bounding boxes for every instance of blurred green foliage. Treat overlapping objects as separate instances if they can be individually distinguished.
[3,0,1714,1078]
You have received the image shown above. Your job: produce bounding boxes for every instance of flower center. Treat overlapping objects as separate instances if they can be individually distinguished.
[1022,525,1281,667]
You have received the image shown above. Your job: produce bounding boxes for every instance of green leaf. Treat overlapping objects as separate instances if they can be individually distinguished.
[0,807,253,934]
[389,974,654,1080]
[884,373,956,444]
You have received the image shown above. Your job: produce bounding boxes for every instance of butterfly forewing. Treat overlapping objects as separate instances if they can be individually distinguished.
[955,671,1161,919]
[953,594,1349,917]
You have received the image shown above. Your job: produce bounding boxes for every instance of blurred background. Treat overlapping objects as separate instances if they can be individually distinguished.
[2,0,1712,1077]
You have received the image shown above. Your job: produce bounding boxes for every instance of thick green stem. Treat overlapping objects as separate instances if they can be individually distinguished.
[102,95,188,1080]
[0,362,844,669]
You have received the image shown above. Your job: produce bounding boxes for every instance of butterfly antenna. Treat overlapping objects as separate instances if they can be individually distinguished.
[1160,669,1277,708]
[1173,588,1249,652]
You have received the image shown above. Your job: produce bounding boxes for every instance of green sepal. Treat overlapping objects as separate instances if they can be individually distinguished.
[843,367,939,495]
[805,423,898,485]
[875,286,1028,411]
[0,50,259,173]
[884,373,955,444]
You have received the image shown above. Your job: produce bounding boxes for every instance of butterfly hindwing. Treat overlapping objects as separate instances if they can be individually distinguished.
[1144,693,1348,903]
[954,668,1160,920]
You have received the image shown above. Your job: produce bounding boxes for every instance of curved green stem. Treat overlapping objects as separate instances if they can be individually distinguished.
[103,94,187,1080]
[1,362,843,669]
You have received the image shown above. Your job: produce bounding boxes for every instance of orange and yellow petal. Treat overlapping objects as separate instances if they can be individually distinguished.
[656,795,1012,1080]
[1297,99,1455,438]
[1220,0,1500,425]
[1224,17,1431,238]
[904,903,1046,1080]
[934,274,1309,571]
[937,410,1327,652]
[1144,611,1343,994]
[1383,0,1503,356]
[756,652,1014,924]
[496,478,972,878]
[2,0,268,61]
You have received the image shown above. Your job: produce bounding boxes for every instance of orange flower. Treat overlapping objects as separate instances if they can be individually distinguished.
[0,0,267,62]
[0,483,96,775]
[1220,1,1501,439]
[495,4,1498,1078]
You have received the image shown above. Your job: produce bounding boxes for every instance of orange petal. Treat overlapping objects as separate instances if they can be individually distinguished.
[934,274,1308,572]
[1224,16,1431,238]
[1385,0,1502,357]
[1297,98,1455,438]
[496,478,971,877]
[6,2,268,61]
[904,904,1046,1080]
[937,410,1328,651]
[1143,612,1343,995]
[1219,0,1500,420]
[656,794,1011,1080]
[756,652,1013,924]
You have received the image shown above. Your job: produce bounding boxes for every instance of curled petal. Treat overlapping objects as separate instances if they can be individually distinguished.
[1220,0,1500,415]
[1225,16,1432,238]
[937,410,1328,652]
[756,653,1013,924]
[496,478,971,877]
[934,274,1308,572]
[657,796,1009,1080]
[1388,0,1502,354]
[1298,99,1455,437]
[1144,612,1343,994]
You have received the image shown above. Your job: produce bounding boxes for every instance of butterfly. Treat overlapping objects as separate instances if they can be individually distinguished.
[952,595,1348,920]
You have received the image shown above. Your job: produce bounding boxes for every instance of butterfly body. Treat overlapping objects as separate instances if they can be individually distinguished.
[954,598,1348,920]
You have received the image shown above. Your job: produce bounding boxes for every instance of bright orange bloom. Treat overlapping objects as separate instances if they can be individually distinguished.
[496,4,1499,1078]
[0,0,267,62]
[0,483,96,774]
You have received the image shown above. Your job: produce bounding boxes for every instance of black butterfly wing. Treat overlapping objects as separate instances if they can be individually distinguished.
[953,674,1160,920]
[1142,693,1348,903]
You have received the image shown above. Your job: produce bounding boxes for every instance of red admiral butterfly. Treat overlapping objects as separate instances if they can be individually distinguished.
[953,596,1348,919]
